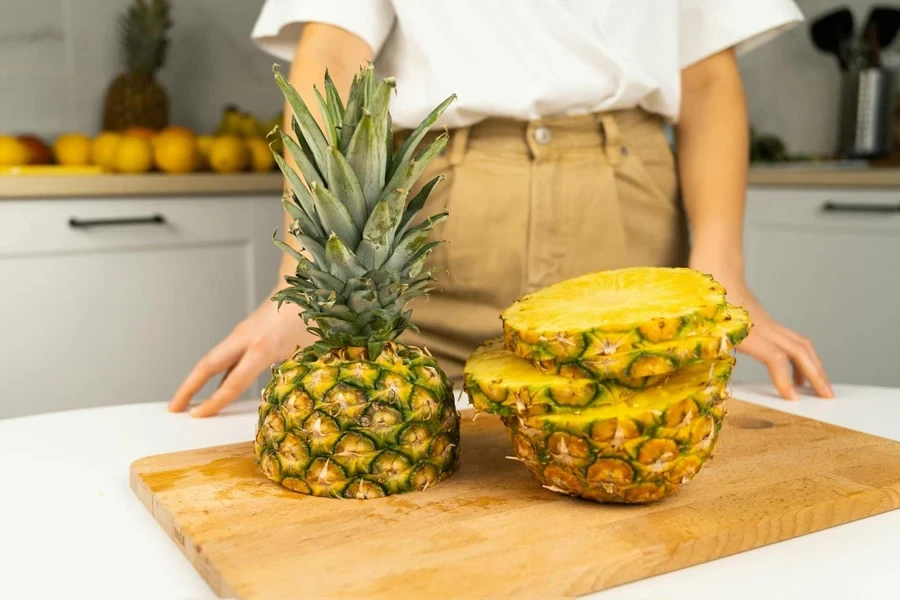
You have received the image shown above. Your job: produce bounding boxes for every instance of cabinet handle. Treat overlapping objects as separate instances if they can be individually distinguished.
[821,201,900,213]
[68,214,167,228]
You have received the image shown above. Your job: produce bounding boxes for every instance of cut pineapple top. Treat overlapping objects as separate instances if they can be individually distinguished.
[503,267,726,337]
[464,337,733,416]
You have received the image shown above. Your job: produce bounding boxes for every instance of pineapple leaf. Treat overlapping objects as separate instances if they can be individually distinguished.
[385,133,449,198]
[274,158,321,233]
[345,113,384,210]
[367,341,384,361]
[313,85,339,146]
[397,175,444,239]
[280,128,324,189]
[401,241,442,278]
[367,77,396,192]
[387,94,455,182]
[282,192,325,240]
[356,198,393,269]
[325,146,367,230]
[323,70,344,124]
[382,212,447,272]
[273,65,328,171]
[272,232,305,264]
[324,235,367,280]
[362,65,376,107]
[385,111,393,180]
[295,233,327,266]
[310,182,362,248]
[339,74,364,152]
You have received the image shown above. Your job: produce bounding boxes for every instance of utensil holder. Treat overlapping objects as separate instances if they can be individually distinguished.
[839,68,896,158]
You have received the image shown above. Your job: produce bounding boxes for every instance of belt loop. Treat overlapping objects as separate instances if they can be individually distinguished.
[448,126,470,167]
[597,114,622,167]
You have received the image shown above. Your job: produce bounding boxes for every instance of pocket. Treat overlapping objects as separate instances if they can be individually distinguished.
[618,128,679,213]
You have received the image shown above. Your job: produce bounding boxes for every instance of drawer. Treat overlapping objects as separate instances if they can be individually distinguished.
[746,187,900,233]
[0,196,269,256]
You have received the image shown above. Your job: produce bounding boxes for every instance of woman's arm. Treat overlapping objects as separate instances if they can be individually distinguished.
[169,24,372,417]
[676,48,832,400]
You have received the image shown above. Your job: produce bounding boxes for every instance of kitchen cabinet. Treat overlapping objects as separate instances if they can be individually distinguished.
[0,194,282,418]
[734,185,900,387]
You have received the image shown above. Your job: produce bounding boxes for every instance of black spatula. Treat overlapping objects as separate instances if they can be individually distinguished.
[810,7,855,70]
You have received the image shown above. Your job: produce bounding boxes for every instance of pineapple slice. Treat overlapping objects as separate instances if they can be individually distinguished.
[464,339,733,417]
[501,360,731,503]
[503,267,730,364]
[528,305,750,380]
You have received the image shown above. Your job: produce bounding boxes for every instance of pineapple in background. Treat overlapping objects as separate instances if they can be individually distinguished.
[254,66,461,499]
[103,0,172,131]
[464,267,751,504]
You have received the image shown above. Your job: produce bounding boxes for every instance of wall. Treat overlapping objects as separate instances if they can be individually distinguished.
[739,0,898,155]
[0,0,279,137]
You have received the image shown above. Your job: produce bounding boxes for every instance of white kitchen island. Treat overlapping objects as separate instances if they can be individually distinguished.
[0,384,898,600]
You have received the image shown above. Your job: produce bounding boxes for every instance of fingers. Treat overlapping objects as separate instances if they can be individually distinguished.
[169,338,246,413]
[738,322,833,400]
[189,343,272,418]
[776,330,833,399]
[739,336,798,400]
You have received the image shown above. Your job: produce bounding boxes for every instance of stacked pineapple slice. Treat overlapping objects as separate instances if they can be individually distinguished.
[463,267,751,503]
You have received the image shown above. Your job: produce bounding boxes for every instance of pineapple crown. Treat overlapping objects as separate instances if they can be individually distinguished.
[270,64,456,358]
[119,0,171,75]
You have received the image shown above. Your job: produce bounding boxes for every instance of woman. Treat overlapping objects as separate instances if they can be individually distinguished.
[170,0,832,417]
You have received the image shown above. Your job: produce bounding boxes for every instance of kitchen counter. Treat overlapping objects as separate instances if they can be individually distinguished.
[1,384,898,600]
[0,173,284,198]
[747,166,900,187]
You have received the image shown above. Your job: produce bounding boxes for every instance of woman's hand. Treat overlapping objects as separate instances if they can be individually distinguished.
[168,290,316,417]
[691,258,833,401]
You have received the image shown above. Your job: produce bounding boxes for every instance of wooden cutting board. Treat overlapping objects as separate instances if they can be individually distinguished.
[131,400,900,599]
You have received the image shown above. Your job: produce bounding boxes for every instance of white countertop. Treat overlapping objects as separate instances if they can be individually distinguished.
[1,384,898,600]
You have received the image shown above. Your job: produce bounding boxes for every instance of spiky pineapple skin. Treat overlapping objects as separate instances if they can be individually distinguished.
[255,342,460,498]
[501,376,728,504]
[103,73,169,130]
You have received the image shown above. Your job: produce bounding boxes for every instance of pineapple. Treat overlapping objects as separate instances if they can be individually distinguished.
[254,65,460,499]
[503,267,729,364]
[502,358,730,503]
[465,266,750,503]
[102,0,171,131]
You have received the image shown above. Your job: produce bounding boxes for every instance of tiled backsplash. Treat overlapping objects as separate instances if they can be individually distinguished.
[0,0,280,137]
[0,0,890,155]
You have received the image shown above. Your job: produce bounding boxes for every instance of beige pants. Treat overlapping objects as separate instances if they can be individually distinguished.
[399,109,689,383]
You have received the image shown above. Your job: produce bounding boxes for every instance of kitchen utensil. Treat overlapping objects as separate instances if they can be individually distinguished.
[840,67,896,157]
[865,6,900,53]
[810,7,855,70]
[132,401,900,599]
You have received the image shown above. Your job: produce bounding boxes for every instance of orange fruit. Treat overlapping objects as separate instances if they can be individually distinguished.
[92,132,122,170]
[113,136,154,174]
[154,133,198,174]
[53,133,92,166]
[245,137,275,172]
[0,136,31,166]
[208,136,249,173]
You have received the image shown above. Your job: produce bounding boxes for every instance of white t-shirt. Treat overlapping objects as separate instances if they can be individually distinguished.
[252,0,802,128]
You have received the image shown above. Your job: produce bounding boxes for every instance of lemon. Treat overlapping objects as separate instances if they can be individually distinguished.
[54,133,92,166]
[0,136,30,166]
[209,136,249,173]
[113,136,154,174]
[154,132,198,174]
[92,132,122,170]
[245,137,275,172]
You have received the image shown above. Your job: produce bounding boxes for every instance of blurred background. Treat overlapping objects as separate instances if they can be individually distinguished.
[1,0,899,418]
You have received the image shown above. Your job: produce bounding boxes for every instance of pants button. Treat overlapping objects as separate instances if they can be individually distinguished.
[533,126,552,145]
